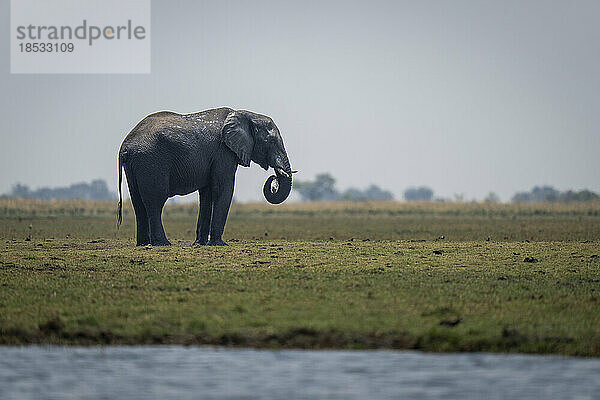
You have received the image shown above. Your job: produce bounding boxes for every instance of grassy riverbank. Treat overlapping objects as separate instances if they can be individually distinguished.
[1,200,599,355]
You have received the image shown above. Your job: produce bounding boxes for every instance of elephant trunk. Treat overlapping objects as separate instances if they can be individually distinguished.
[264,153,292,204]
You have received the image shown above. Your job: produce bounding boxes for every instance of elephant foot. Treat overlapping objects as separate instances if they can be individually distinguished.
[207,239,228,246]
[193,239,208,246]
[136,241,151,247]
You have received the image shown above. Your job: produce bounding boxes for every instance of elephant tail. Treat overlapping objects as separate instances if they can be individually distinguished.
[117,150,126,228]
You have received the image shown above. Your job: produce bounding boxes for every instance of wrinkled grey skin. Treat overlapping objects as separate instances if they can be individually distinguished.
[117,108,292,246]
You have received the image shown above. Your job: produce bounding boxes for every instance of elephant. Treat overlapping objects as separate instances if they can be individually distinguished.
[117,107,293,246]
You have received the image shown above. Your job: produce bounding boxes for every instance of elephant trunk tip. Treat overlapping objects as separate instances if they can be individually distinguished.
[263,173,292,205]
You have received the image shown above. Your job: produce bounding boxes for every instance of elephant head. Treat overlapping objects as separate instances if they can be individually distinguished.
[222,110,292,204]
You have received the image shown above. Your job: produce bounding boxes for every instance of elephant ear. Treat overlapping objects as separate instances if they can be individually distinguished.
[222,111,253,167]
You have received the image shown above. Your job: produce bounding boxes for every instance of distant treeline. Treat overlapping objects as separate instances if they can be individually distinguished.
[6,180,115,201]
[294,173,393,202]
[293,174,441,202]
[293,173,599,203]
[4,177,599,203]
[511,186,599,203]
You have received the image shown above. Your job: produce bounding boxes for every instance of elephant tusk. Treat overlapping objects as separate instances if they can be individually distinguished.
[291,170,298,174]
[275,168,290,178]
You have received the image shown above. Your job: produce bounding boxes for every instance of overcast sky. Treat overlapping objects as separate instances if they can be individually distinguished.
[1,0,598,202]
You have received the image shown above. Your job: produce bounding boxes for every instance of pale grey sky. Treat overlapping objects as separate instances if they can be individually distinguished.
[1,0,599,202]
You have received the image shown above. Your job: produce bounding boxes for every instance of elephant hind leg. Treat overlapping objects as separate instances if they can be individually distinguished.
[135,171,171,246]
[143,197,170,246]
[125,170,150,246]
[207,175,235,246]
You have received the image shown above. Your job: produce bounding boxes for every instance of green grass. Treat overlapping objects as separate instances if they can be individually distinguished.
[1,199,599,356]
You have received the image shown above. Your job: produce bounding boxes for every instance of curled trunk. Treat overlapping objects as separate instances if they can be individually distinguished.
[263,175,292,204]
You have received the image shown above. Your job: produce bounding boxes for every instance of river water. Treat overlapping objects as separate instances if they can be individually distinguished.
[1,346,598,399]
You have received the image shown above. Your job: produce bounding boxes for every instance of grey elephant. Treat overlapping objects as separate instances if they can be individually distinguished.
[117,107,293,246]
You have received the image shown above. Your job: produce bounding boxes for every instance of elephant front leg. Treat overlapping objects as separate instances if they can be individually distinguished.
[207,178,234,246]
[193,188,212,245]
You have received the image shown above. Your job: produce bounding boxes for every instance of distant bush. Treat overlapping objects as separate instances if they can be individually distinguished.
[404,186,434,202]
[293,173,394,202]
[341,185,393,201]
[484,192,501,203]
[8,179,115,201]
[512,186,599,203]
[560,190,600,202]
[293,173,340,201]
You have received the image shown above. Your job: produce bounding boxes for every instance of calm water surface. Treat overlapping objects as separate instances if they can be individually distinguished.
[1,346,599,400]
